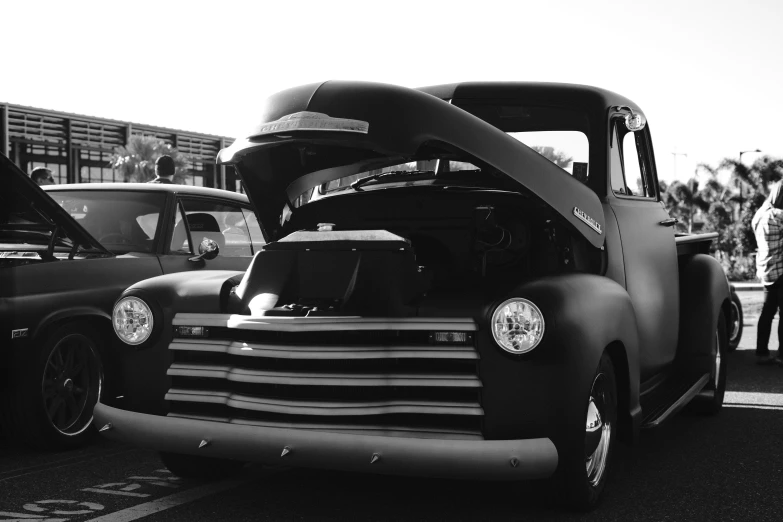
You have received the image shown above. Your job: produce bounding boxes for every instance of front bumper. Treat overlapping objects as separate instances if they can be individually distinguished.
[94,403,558,480]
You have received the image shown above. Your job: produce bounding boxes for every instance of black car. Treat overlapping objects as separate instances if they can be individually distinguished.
[0,152,264,449]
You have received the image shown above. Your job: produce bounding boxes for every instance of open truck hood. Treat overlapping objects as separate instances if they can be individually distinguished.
[0,152,110,256]
[218,81,605,248]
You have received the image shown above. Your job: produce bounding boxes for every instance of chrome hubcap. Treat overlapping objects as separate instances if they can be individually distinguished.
[729,302,740,340]
[714,330,722,389]
[42,334,102,435]
[585,375,612,487]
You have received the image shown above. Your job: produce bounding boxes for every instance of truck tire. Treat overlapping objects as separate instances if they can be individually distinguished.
[688,313,727,414]
[159,452,246,479]
[728,291,743,351]
[3,322,104,450]
[557,352,617,510]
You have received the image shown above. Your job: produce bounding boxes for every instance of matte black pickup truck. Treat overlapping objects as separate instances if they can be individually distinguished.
[95,81,731,509]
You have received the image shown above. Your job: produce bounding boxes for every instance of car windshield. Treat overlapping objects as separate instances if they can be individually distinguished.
[48,190,166,254]
[303,130,589,206]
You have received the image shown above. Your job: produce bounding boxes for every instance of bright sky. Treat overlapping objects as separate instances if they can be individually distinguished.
[2,0,780,183]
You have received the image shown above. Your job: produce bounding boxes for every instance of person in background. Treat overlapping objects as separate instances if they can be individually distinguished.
[752,182,783,366]
[31,167,55,185]
[148,155,175,184]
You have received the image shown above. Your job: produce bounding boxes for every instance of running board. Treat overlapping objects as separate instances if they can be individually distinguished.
[641,373,710,429]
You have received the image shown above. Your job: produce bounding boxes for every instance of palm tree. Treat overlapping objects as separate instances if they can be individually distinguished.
[109,135,192,183]
[719,155,783,212]
[664,178,711,233]
[530,146,573,169]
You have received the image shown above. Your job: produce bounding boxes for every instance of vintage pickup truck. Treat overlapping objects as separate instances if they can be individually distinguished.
[95,81,730,509]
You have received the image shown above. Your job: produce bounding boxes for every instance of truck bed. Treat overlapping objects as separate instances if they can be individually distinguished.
[675,232,717,256]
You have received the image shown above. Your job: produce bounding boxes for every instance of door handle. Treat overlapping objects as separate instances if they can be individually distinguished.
[659,218,678,227]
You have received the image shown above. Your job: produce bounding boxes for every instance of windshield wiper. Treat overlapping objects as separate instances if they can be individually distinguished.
[350,170,434,191]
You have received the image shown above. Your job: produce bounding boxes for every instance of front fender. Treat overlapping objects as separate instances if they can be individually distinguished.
[479,273,641,441]
[33,306,110,342]
[115,270,244,414]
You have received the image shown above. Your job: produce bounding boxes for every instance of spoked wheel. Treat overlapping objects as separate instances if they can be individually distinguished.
[42,332,103,436]
[4,322,104,449]
[558,352,617,511]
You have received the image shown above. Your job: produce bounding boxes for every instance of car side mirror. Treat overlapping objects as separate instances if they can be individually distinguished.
[188,237,220,262]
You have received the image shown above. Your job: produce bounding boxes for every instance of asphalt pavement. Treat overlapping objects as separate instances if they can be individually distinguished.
[2,291,782,521]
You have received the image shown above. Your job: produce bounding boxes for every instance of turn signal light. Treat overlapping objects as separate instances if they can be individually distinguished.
[176,326,209,338]
[431,332,471,344]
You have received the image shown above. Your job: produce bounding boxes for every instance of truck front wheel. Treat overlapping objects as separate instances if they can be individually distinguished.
[159,452,246,480]
[557,352,617,510]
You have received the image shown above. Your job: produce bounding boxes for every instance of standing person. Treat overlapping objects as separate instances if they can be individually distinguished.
[31,167,55,185]
[752,182,783,365]
[148,155,175,184]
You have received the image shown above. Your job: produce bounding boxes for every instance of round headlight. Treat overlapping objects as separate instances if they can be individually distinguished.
[491,298,545,354]
[113,296,154,346]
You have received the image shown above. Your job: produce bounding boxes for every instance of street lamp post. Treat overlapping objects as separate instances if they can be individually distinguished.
[671,151,688,179]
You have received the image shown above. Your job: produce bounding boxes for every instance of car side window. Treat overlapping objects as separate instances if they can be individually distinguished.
[611,122,656,198]
[169,202,192,254]
[178,198,254,257]
[241,208,267,253]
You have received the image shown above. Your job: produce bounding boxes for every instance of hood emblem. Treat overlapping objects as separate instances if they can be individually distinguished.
[252,111,370,138]
[573,207,603,235]
[11,328,28,339]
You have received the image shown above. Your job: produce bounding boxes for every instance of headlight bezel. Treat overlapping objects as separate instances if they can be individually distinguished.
[112,295,157,347]
[490,297,546,355]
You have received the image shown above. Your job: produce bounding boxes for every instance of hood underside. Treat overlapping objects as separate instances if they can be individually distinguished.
[219,81,605,248]
[1,153,108,254]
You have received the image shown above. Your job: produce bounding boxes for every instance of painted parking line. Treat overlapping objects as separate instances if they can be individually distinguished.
[724,391,783,410]
[82,479,247,522]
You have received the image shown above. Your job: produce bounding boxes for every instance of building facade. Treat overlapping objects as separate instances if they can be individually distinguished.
[0,103,240,191]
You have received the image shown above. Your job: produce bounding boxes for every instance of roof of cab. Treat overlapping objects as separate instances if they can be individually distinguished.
[417,81,644,116]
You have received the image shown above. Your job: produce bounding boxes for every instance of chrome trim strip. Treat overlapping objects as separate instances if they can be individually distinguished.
[166,412,484,440]
[172,314,478,332]
[165,389,484,416]
[169,339,479,360]
[167,363,482,388]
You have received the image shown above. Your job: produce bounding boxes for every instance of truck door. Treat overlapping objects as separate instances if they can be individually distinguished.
[609,119,679,381]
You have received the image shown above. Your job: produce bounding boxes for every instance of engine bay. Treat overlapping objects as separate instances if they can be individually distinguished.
[229,189,604,317]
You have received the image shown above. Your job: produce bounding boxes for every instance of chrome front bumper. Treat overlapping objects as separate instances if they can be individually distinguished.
[94,403,558,480]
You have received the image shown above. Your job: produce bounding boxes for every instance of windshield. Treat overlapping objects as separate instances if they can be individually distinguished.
[300,130,589,206]
[48,190,166,254]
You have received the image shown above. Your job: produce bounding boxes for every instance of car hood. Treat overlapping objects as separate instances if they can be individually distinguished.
[1,152,110,254]
[218,81,605,248]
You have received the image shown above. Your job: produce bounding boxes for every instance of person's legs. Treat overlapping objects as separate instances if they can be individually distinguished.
[757,282,778,356]
[774,281,783,361]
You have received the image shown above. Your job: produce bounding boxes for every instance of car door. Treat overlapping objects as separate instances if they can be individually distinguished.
[158,196,259,274]
[608,118,680,381]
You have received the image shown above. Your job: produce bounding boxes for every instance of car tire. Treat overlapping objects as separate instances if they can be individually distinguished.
[159,452,246,480]
[688,313,728,415]
[3,322,104,450]
[727,291,743,352]
[556,351,617,511]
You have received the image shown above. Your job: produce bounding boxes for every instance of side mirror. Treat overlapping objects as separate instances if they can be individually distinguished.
[188,237,220,262]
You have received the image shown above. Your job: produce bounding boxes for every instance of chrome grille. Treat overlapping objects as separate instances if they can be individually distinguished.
[166,314,483,440]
